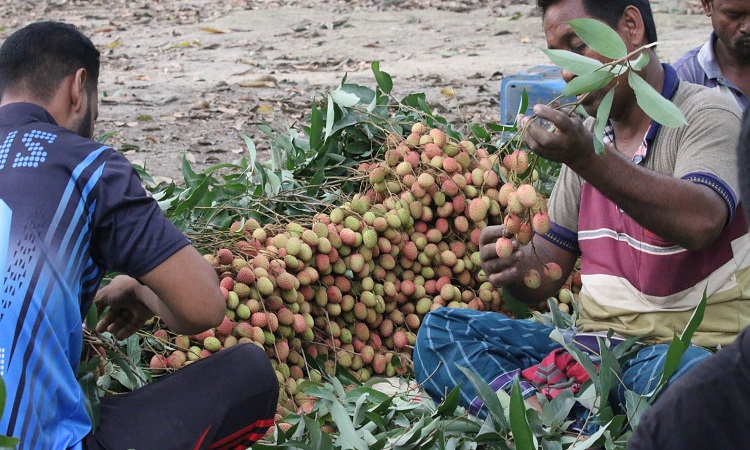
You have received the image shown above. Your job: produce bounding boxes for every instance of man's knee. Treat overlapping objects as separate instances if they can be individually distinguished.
[619,344,712,399]
[211,343,278,393]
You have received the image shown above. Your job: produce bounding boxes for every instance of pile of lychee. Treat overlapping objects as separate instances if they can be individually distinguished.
[145,122,580,415]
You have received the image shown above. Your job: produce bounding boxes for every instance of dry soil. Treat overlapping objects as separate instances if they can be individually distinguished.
[0,0,710,181]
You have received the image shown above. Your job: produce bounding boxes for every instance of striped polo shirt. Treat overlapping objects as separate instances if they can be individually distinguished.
[543,67,749,348]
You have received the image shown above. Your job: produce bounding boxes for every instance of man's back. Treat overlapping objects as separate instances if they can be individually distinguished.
[0,102,188,448]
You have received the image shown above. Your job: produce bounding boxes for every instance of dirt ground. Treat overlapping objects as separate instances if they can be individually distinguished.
[0,0,710,181]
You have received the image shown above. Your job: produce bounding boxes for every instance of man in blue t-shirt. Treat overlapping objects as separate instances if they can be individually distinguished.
[673,0,749,110]
[0,22,278,449]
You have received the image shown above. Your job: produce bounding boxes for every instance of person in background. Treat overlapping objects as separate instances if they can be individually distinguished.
[626,107,750,450]
[673,0,749,110]
[0,21,278,450]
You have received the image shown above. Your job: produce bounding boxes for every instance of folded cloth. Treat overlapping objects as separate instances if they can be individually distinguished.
[521,348,594,399]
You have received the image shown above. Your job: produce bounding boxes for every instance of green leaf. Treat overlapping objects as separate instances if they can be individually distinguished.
[624,390,651,429]
[173,178,210,216]
[569,420,612,450]
[330,111,362,136]
[517,88,529,118]
[593,87,615,155]
[181,153,200,188]
[486,123,517,133]
[655,333,687,394]
[329,400,368,450]
[546,298,565,329]
[85,302,99,332]
[265,170,283,196]
[300,383,337,402]
[629,51,651,71]
[456,365,510,429]
[435,385,461,417]
[330,87,361,108]
[0,435,19,448]
[324,94,335,141]
[78,371,101,432]
[628,71,688,127]
[569,18,627,60]
[612,334,645,360]
[302,415,323,450]
[471,125,490,140]
[664,292,707,387]
[240,134,257,171]
[96,129,119,144]
[400,93,426,109]
[655,287,708,391]
[501,289,532,319]
[309,104,323,151]
[680,286,707,347]
[562,70,614,97]
[340,83,377,105]
[509,378,535,450]
[0,376,6,424]
[306,170,324,197]
[372,61,393,95]
[541,48,604,76]
[541,389,575,429]
[110,354,140,390]
[597,337,619,413]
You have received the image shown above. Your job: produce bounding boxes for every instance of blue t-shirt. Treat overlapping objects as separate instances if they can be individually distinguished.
[0,103,189,449]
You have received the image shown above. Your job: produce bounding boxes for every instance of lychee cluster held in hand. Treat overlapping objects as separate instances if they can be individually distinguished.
[493,149,564,289]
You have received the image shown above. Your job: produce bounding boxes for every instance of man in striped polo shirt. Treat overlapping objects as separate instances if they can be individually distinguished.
[414,0,749,423]
[627,101,750,450]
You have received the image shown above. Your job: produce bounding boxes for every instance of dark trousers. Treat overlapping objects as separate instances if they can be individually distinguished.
[83,343,278,450]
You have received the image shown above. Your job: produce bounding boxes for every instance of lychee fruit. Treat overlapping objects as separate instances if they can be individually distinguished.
[236,266,256,285]
[216,248,233,266]
[149,354,168,371]
[495,237,514,259]
[523,269,541,289]
[516,184,537,208]
[532,212,551,235]
[203,336,222,353]
[544,262,563,281]
[468,198,489,222]
[256,277,274,296]
[216,315,233,335]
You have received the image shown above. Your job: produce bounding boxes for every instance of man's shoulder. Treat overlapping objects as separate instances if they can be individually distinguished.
[674,80,742,119]
[673,44,704,82]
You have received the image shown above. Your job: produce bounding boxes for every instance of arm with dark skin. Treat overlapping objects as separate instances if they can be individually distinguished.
[480,226,578,305]
[519,105,729,251]
[95,245,225,340]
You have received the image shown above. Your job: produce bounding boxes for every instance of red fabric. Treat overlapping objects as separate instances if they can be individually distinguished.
[521,348,594,399]
[209,418,274,450]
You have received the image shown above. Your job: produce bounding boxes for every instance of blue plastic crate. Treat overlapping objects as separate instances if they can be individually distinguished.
[499,65,575,126]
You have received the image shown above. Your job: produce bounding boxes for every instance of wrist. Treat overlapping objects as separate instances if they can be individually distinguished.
[567,141,600,175]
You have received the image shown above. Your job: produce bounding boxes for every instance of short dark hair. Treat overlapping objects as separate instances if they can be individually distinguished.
[537,0,658,45]
[0,21,100,101]
[738,108,750,224]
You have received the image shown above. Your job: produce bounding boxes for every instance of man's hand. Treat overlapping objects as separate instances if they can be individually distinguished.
[518,105,595,167]
[95,275,155,340]
[479,225,525,288]
[480,225,578,305]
